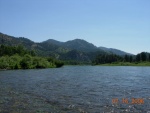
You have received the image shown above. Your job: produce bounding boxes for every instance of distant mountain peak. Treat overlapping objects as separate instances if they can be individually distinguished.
[43,39,63,46]
[71,38,86,41]
[64,38,98,52]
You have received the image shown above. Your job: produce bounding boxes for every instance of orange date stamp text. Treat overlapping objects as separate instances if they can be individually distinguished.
[112,98,144,104]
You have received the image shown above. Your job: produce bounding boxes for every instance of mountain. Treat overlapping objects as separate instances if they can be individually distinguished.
[0,32,133,63]
[42,39,102,52]
[99,47,133,56]
[62,39,99,52]
[0,32,35,48]
[42,39,63,46]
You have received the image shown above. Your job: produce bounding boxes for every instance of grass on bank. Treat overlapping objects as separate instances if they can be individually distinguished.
[97,62,150,66]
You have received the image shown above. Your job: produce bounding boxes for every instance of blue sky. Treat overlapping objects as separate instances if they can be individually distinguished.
[0,0,150,54]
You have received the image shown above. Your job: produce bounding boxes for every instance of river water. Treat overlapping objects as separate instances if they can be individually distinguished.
[0,66,150,113]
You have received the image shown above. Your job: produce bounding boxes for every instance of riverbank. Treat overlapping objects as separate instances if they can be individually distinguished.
[97,62,150,66]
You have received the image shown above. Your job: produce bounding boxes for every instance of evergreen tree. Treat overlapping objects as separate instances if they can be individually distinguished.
[136,54,141,62]
[124,55,129,62]
[141,52,147,61]
[129,55,133,62]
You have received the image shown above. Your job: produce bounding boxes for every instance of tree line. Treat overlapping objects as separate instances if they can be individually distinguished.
[0,44,35,56]
[93,52,150,65]
[0,45,64,69]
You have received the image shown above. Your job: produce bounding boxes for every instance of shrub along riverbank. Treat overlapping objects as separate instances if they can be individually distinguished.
[0,54,64,69]
[0,45,64,69]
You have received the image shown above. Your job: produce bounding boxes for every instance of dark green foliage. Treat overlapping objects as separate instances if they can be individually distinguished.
[124,55,133,62]
[0,56,9,69]
[0,55,21,69]
[124,55,130,62]
[47,57,55,63]
[30,50,36,56]
[93,54,123,65]
[0,45,64,69]
[64,60,79,65]
[129,55,133,62]
[63,60,90,65]
[33,57,52,68]
[46,57,64,67]
[0,45,35,56]
[20,54,33,69]
[60,50,90,62]
[141,52,147,61]
[136,54,141,62]
[9,55,21,69]
[136,52,150,62]
[93,52,150,65]
[0,55,64,69]
[54,60,64,67]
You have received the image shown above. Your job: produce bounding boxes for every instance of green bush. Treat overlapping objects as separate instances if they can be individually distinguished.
[33,57,50,68]
[0,56,9,69]
[0,51,64,70]
[20,54,33,69]
[8,55,21,69]
[54,60,64,68]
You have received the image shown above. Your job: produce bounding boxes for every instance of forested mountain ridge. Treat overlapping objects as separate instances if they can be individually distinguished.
[43,39,133,55]
[99,47,133,56]
[0,32,133,63]
[42,39,101,52]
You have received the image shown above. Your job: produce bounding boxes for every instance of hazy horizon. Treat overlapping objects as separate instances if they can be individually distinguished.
[0,0,150,54]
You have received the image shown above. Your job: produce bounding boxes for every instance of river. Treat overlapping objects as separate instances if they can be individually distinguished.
[0,66,150,113]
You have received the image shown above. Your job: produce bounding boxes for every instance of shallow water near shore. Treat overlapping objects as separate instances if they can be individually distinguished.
[0,66,150,113]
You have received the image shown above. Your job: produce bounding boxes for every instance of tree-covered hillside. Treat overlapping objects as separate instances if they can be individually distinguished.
[0,33,91,62]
